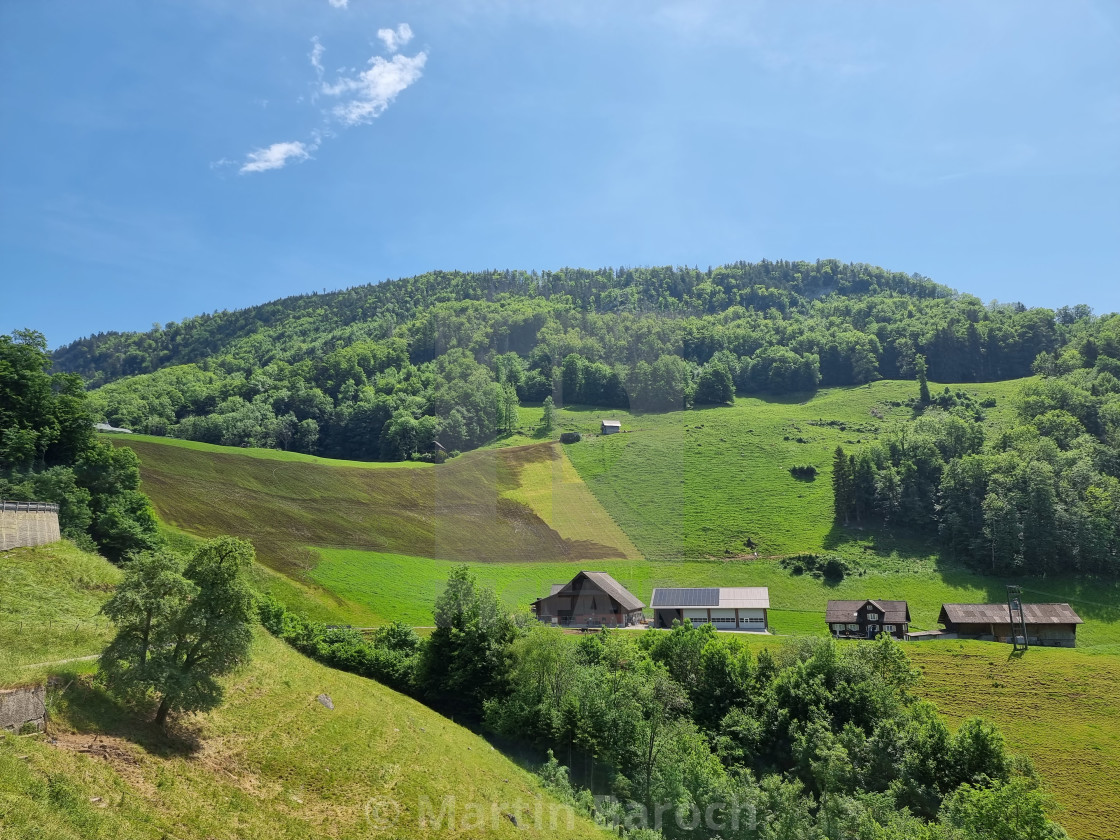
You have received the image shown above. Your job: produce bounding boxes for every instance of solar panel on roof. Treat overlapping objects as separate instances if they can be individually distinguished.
[651,588,719,607]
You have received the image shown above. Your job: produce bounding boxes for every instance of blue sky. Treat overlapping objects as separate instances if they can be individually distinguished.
[2,0,1118,348]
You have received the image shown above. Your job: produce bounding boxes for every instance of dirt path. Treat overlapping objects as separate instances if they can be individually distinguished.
[20,653,99,669]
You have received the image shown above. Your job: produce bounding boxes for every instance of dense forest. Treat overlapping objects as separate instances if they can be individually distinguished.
[0,330,159,560]
[259,567,1069,840]
[51,260,1101,463]
[833,318,1120,576]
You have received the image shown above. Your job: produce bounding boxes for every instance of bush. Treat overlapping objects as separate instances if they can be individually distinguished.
[789,464,817,479]
[560,432,582,444]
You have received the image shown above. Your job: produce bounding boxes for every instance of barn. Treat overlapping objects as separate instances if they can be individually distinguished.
[826,599,910,639]
[601,420,621,435]
[938,603,1083,647]
[650,587,770,631]
[530,571,644,628]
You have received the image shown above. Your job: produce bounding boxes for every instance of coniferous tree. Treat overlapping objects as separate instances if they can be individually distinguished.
[915,353,931,406]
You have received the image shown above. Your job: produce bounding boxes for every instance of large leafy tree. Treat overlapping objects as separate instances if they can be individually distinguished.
[99,537,256,726]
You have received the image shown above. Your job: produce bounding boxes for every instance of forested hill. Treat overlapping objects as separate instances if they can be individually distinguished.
[56,259,954,383]
[50,258,1114,465]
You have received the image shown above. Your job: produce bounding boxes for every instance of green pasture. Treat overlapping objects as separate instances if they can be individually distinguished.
[559,378,1029,559]
[309,548,1120,648]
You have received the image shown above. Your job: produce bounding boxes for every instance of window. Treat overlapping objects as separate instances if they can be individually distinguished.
[884,624,895,632]
[847,623,859,631]
[746,617,764,624]
[832,623,845,631]
[868,624,878,632]
[867,612,880,621]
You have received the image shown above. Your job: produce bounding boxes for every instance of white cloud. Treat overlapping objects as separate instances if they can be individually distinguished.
[321,50,427,126]
[310,36,325,78]
[377,23,414,53]
[240,141,313,174]
[328,0,348,8]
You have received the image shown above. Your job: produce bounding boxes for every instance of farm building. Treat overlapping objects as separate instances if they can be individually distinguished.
[937,603,1083,647]
[530,571,644,628]
[651,587,770,631]
[826,599,910,639]
[601,420,621,434]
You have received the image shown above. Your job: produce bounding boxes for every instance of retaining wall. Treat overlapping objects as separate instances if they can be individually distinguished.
[0,501,62,551]
[0,685,47,733]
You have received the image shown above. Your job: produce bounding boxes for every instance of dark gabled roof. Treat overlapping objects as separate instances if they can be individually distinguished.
[580,572,644,612]
[826,599,910,624]
[533,571,644,612]
[939,603,1083,626]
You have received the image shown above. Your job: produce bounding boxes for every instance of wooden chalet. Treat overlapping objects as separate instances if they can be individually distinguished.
[531,571,644,628]
[938,603,1083,648]
[651,587,770,631]
[826,599,910,639]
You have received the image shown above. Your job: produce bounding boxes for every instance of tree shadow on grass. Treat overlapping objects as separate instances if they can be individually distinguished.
[48,670,202,758]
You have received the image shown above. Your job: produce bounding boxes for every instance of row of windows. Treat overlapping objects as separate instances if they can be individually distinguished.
[832,623,898,633]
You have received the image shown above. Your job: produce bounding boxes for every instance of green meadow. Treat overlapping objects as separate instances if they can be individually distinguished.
[558,378,1028,559]
[309,548,1120,648]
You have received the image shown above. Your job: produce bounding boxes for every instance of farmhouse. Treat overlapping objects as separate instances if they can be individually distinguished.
[601,420,621,434]
[826,599,910,639]
[530,571,644,628]
[651,587,770,631]
[938,603,1083,648]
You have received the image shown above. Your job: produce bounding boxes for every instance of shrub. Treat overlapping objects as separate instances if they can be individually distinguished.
[560,432,582,444]
[789,464,817,479]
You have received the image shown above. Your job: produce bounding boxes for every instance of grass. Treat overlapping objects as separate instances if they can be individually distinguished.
[309,549,1120,647]
[560,379,1028,559]
[0,629,611,840]
[116,437,636,577]
[908,641,1120,840]
[0,542,121,686]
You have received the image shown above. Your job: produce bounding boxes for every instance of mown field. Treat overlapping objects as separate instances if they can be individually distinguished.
[118,437,637,578]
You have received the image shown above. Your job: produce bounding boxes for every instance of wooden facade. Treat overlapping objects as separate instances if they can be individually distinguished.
[531,571,644,628]
[938,603,1083,648]
[826,599,910,639]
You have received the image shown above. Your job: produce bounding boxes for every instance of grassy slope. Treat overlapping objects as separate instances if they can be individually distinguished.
[0,545,608,840]
[0,542,121,686]
[115,436,637,576]
[560,379,1026,559]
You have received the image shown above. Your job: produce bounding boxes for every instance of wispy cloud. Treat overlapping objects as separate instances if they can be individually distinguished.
[377,23,413,53]
[236,25,424,174]
[328,0,348,9]
[321,50,427,126]
[309,36,325,79]
[240,140,314,174]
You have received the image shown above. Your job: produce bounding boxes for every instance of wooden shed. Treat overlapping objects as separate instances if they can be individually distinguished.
[531,571,644,628]
[601,420,621,435]
[826,599,910,639]
[651,587,769,631]
[938,603,1083,647]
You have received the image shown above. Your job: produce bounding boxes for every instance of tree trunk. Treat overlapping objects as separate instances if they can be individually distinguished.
[154,696,171,727]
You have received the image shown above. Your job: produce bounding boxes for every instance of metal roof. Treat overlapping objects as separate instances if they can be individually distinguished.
[826,599,910,624]
[939,603,1083,626]
[651,587,770,610]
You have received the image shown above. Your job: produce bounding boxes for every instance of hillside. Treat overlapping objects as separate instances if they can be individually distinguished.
[0,542,121,686]
[0,545,609,840]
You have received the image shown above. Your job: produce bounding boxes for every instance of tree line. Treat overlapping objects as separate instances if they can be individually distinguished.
[833,313,1120,576]
[47,259,1103,463]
